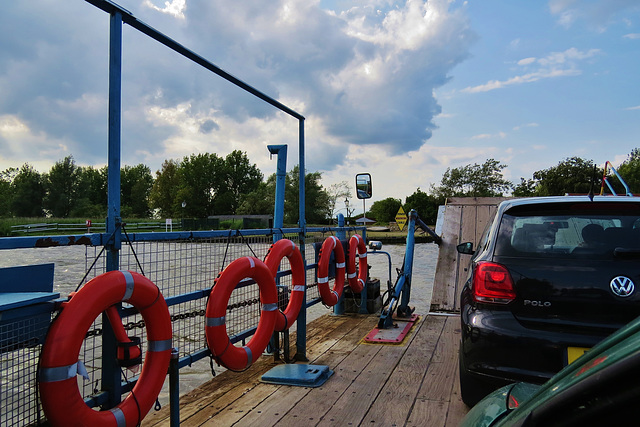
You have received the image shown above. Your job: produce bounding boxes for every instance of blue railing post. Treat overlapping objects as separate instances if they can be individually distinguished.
[334,214,346,315]
[296,118,308,361]
[398,210,417,314]
[268,145,287,242]
[103,8,123,408]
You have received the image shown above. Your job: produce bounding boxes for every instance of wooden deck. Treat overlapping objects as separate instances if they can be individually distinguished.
[143,312,468,427]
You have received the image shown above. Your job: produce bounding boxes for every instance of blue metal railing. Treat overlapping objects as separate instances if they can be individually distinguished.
[0,1,363,425]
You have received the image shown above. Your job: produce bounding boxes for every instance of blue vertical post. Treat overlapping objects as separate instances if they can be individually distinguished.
[268,144,287,360]
[398,210,417,314]
[103,9,123,408]
[378,210,416,329]
[296,118,308,361]
[268,145,287,243]
[334,214,346,315]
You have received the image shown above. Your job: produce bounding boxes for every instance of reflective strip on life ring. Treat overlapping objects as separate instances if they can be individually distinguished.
[205,256,277,371]
[317,236,346,306]
[39,271,172,427]
[264,239,306,331]
[347,234,368,293]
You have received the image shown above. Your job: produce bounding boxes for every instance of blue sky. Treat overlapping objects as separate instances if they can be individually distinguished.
[1,0,639,214]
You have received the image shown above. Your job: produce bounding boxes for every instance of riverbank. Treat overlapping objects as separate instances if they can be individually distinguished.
[365,229,438,244]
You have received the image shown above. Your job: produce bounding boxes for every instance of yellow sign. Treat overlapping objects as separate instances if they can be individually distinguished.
[395,206,407,231]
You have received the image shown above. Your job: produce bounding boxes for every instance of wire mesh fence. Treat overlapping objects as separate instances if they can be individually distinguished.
[0,228,362,426]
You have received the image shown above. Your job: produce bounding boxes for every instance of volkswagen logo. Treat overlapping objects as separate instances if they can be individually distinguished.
[610,276,636,298]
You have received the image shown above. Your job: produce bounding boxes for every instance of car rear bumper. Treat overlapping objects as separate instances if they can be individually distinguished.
[460,306,608,385]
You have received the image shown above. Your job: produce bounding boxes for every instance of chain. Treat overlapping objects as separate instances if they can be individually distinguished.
[84,308,208,338]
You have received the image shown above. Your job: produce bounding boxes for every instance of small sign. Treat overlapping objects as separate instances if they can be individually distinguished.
[395,206,407,231]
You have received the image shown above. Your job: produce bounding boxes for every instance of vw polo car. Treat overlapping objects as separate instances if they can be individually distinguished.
[457,196,640,406]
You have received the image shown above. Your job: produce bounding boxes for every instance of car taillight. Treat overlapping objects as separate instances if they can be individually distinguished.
[472,261,516,304]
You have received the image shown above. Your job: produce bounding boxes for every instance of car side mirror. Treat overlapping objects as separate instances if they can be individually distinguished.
[355,173,372,199]
[457,242,474,255]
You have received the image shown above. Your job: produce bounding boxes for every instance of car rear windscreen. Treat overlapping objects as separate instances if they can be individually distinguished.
[494,202,640,258]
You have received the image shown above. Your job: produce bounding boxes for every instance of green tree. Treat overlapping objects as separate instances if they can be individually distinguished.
[614,148,640,195]
[532,157,600,196]
[404,188,442,224]
[433,159,512,198]
[237,175,276,215]
[370,197,402,223]
[73,165,107,217]
[11,163,45,217]
[45,156,78,217]
[179,153,224,217]
[215,150,263,215]
[0,168,17,217]
[512,178,537,197]
[326,180,352,221]
[284,166,331,225]
[150,159,181,218]
[121,164,154,218]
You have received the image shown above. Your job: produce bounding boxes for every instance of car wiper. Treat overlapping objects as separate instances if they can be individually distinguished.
[613,247,640,259]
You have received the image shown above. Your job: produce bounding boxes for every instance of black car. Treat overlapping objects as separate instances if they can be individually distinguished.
[457,196,640,407]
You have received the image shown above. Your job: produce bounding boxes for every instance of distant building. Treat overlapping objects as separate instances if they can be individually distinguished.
[355,217,376,226]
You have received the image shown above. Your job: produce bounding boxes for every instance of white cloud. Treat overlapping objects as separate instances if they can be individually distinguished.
[0,0,476,177]
[625,105,640,110]
[471,132,506,140]
[462,48,599,93]
[143,0,186,19]
[513,123,539,131]
[548,0,640,30]
[624,33,640,39]
[517,57,536,66]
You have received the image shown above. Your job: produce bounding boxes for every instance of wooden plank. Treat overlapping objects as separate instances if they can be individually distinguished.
[194,383,280,427]
[406,399,449,427]
[145,313,471,427]
[407,317,467,427]
[432,204,462,311]
[313,343,412,426]
[235,316,376,427]
[142,314,355,426]
[360,316,447,426]
[417,317,459,401]
[444,348,469,427]
[277,338,383,425]
[179,315,368,426]
[446,197,509,206]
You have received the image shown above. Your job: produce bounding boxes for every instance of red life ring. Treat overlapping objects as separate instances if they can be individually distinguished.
[317,236,346,306]
[347,234,368,293]
[264,239,306,331]
[205,256,277,371]
[39,271,172,427]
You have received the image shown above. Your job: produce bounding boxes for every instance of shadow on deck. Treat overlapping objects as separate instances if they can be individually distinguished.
[143,313,468,427]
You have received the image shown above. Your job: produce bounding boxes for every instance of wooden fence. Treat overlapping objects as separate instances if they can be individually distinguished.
[430,197,508,312]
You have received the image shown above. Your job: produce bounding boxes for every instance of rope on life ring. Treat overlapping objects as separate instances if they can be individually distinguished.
[317,236,346,306]
[264,239,306,331]
[205,256,278,371]
[39,271,172,427]
[347,234,368,293]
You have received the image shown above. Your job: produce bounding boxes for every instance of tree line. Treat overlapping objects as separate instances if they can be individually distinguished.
[2,148,639,226]
[0,150,331,224]
[368,149,640,225]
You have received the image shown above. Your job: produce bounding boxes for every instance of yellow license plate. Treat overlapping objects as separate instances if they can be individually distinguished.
[567,346,590,365]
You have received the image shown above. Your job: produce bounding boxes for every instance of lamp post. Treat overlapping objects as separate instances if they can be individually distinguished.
[344,198,351,225]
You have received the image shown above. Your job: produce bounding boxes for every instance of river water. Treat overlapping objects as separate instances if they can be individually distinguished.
[0,242,439,404]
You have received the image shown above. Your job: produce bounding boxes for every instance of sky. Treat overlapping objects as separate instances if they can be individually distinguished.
[1,0,639,216]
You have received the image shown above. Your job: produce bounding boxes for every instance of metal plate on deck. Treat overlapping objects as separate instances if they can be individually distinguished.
[261,364,333,387]
[364,315,420,344]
